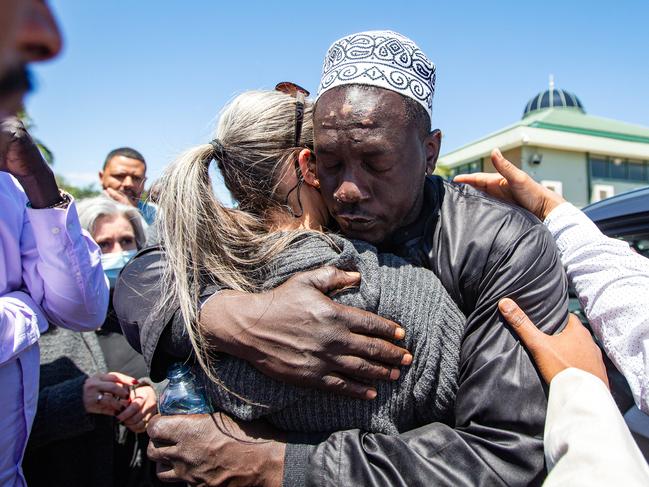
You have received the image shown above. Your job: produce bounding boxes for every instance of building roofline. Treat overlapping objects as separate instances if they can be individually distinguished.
[439,109,649,169]
[438,124,649,169]
[528,121,649,144]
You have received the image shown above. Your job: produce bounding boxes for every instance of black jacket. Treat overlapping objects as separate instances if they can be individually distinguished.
[115,176,569,487]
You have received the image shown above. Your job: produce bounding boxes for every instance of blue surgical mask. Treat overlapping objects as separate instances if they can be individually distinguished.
[101,249,137,288]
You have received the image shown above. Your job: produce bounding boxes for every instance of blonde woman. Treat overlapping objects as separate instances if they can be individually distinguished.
[154,89,465,434]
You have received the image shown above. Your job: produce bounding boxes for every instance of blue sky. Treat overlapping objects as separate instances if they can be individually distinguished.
[27,0,649,202]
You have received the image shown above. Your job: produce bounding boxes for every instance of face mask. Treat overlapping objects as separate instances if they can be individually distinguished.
[101,249,137,288]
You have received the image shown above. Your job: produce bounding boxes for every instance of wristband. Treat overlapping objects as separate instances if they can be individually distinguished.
[27,190,72,210]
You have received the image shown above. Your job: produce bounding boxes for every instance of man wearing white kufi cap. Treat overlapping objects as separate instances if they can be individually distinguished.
[140,30,569,487]
[278,30,567,486]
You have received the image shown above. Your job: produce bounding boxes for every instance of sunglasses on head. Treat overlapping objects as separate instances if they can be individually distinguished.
[275,81,310,147]
[275,82,311,218]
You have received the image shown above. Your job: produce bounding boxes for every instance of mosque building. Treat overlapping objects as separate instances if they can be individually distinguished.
[438,78,649,207]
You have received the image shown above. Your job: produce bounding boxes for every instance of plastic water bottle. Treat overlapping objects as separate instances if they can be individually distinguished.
[158,363,212,415]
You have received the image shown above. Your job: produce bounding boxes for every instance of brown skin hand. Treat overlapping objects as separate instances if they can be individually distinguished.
[0,117,61,207]
[454,149,565,221]
[147,413,286,487]
[201,266,412,401]
[313,86,441,245]
[499,298,609,387]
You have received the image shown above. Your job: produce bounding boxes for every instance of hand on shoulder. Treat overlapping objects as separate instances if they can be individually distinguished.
[498,298,608,387]
[454,149,565,221]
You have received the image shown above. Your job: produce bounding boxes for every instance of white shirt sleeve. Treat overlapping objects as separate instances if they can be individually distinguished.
[544,368,649,486]
[545,202,649,413]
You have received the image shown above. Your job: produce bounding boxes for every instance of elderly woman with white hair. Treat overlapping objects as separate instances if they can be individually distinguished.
[78,196,147,286]
[23,196,164,487]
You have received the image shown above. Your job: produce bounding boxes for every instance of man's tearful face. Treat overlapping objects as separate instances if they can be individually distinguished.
[314,86,436,245]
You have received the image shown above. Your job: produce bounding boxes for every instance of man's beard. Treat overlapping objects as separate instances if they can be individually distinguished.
[0,65,32,101]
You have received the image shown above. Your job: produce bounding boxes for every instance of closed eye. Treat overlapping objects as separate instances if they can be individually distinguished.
[362,160,393,173]
[320,159,341,170]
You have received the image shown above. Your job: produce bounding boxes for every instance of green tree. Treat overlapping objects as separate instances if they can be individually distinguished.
[54,174,101,200]
[20,112,101,199]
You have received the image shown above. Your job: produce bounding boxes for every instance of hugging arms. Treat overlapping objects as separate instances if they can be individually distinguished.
[115,33,570,485]
[116,177,568,486]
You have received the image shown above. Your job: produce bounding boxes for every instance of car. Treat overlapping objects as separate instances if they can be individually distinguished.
[583,186,649,257]
[579,186,649,459]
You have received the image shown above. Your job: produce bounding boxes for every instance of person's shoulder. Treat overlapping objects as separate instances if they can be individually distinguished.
[114,246,165,306]
[437,177,541,229]
[430,177,554,262]
[121,245,165,275]
[273,231,360,270]
[137,200,158,225]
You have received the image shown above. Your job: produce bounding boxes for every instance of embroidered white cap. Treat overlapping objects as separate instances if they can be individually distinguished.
[316,30,436,125]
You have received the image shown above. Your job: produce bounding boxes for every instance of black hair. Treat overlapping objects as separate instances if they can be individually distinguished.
[103,147,146,170]
[0,65,32,98]
[401,95,431,139]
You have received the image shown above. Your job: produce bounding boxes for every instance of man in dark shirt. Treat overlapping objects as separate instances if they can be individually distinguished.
[116,30,568,486]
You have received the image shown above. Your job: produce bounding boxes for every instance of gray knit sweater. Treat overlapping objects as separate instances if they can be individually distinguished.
[200,233,466,435]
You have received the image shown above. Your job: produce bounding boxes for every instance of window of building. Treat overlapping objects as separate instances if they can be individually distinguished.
[610,158,627,179]
[591,184,615,203]
[448,160,483,179]
[628,160,646,181]
[589,156,649,182]
[589,156,609,178]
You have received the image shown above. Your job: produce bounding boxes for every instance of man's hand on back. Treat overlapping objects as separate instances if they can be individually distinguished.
[147,412,285,487]
[200,266,412,400]
[454,148,565,221]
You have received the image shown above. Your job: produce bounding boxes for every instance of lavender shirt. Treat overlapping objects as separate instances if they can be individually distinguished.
[0,173,108,486]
